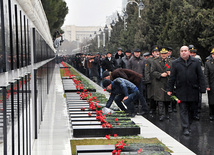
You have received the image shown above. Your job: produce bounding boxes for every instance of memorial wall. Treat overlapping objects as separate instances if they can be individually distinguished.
[0,0,56,154]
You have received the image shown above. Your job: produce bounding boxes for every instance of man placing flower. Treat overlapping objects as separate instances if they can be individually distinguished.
[102,78,140,117]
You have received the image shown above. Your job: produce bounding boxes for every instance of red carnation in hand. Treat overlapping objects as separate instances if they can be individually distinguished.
[104,88,107,91]
[165,63,170,69]
[177,100,181,103]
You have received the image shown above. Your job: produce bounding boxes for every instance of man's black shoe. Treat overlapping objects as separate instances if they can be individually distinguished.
[166,114,169,119]
[139,111,148,116]
[149,110,156,114]
[128,113,136,118]
[173,108,177,112]
[193,115,200,121]
[183,128,190,136]
[159,115,165,121]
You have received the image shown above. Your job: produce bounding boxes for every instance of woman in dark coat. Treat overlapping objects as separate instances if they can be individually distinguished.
[204,47,214,120]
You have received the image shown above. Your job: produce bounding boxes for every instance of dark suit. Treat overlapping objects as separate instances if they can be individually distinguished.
[101,57,116,72]
[168,56,206,129]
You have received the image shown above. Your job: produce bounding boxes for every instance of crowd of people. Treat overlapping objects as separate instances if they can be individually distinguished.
[63,45,214,136]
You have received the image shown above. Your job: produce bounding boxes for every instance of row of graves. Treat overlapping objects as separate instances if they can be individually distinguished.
[60,61,172,155]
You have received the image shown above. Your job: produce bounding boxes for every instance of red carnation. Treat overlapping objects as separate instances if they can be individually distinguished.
[115,118,118,122]
[177,100,181,103]
[88,112,91,117]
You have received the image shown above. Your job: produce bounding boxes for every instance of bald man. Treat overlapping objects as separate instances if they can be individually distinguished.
[167,46,206,136]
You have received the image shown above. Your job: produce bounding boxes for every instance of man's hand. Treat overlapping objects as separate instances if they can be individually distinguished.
[167,91,172,96]
[207,88,211,91]
[123,96,128,101]
[161,72,168,77]
[166,71,170,76]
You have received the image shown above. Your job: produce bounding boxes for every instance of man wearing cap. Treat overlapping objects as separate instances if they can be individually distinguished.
[121,50,132,68]
[101,52,116,72]
[102,78,140,117]
[166,47,176,113]
[151,47,172,121]
[115,48,124,68]
[102,68,148,115]
[143,52,151,60]
[189,45,203,120]
[144,45,159,115]
[167,46,206,136]
[128,49,145,75]
[167,47,175,60]
[204,47,214,121]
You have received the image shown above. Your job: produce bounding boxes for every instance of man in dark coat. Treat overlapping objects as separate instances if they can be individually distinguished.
[144,46,159,114]
[167,45,206,136]
[128,49,145,75]
[121,50,132,68]
[102,78,140,117]
[102,68,148,115]
[101,52,116,72]
[88,54,99,83]
[204,47,214,121]
[114,48,124,68]
[151,47,172,121]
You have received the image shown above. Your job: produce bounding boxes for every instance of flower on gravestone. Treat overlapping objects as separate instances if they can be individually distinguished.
[106,123,110,128]
[102,123,105,128]
[105,134,111,140]
[88,112,91,117]
[118,123,121,126]
[115,118,118,122]
[137,148,143,154]
[80,107,85,111]
[114,134,117,137]
[112,149,117,155]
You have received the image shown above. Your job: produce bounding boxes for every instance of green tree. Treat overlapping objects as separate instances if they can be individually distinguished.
[41,0,68,36]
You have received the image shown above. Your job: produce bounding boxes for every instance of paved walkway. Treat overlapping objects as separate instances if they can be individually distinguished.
[32,65,195,155]
[32,65,71,155]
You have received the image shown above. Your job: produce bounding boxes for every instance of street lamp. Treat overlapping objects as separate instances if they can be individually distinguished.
[126,0,145,18]
[111,20,116,27]
[123,0,145,30]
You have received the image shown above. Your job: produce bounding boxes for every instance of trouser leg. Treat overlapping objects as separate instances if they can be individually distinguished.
[209,104,214,116]
[114,95,126,111]
[123,91,140,114]
[158,102,165,116]
[138,80,148,112]
[149,98,156,113]
[179,102,190,129]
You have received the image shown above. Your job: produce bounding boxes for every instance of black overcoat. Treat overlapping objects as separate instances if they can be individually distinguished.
[167,56,206,102]
[204,58,214,105]
[101,57,116,72]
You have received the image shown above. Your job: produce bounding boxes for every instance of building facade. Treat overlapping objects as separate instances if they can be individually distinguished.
[62,25,101,43]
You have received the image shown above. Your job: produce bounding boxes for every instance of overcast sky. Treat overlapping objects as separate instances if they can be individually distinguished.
[63,0,122,26]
